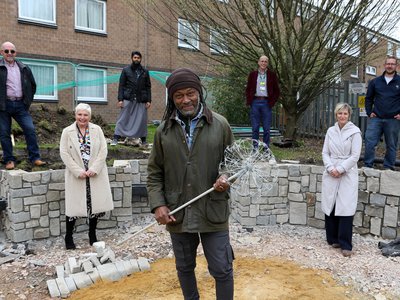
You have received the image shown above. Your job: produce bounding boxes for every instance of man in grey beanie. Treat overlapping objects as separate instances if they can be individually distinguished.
[147,68,235,300]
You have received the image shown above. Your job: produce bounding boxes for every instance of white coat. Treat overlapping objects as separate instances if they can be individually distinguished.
[321,121,362,216]
[60,122,113,217]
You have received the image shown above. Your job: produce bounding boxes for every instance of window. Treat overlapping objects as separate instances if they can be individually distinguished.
[396,46,400,58]
[25,62,57,100]
[18,0,56,25]
[217,0,229,3]
[366,65,377,76]
[350,65,358,78]
[210,29,228,54]
[77,68,107,102]
[387,42,393,56]
[75,0,106,34]
[367,33,378,44]
[341,31,360,57]
[178,18,200,50]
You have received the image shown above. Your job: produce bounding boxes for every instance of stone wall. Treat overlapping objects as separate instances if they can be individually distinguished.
[231,165,400,239]
[0,160,150,243]
[1,161,399,242]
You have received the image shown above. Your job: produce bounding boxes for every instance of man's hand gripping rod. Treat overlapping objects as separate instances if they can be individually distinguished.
[117,170,244,246]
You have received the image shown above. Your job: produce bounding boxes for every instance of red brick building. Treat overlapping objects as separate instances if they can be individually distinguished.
[1,1,399,124]
[0,0,219,124]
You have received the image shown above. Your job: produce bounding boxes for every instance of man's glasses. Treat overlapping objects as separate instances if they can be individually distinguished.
[3,49,16,54]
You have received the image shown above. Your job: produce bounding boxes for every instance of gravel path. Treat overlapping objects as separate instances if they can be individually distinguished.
[0,218,399,300]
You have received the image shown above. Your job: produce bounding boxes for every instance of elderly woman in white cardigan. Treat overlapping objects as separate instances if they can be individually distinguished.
[60,103,113,250]
[321,103,362,257]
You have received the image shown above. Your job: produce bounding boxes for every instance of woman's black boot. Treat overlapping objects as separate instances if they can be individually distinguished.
[89,217,98,245]
[65,217,76,250]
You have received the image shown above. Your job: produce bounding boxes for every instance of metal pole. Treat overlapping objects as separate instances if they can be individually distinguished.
[117,170,245,245]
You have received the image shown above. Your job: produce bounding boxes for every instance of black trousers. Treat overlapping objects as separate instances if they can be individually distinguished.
[170,231,234,300]
[325,209,354,251]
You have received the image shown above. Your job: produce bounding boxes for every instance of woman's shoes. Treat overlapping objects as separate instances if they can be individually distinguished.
[342,249,352,257]
[65,235,76,250]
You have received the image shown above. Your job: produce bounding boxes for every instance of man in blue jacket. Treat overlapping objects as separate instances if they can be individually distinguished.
[364,56,400,170]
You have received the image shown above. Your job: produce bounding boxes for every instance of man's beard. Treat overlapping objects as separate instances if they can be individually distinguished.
[178,101,201,118]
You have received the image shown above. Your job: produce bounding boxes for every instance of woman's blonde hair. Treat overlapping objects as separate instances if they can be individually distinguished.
[75,103,91,115]
[334,102,352,118]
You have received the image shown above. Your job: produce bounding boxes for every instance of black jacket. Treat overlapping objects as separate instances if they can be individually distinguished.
[117,64,151,103]
[0,59,36,111]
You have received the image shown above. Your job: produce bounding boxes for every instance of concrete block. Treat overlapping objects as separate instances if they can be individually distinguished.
[81,260,94,274]
[93,241,106,257]
[56,265,65,278]
[381,171,400,196]
[100,248,116,264]
[114,260,128,277]
[123,260,134,275]
[137,257,150,271]
[129,259,140,273]
[89,255,101,267]
[68,257,80,274]
[71,272,93,289]
[88,268,101,283]
[55,277,70,298]
[96,263,122,282]
[64,276,77,292]
[46,279,60,298]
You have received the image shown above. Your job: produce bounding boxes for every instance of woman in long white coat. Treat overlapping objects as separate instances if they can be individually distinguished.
[321,103,361,257]
[60,103,113,250]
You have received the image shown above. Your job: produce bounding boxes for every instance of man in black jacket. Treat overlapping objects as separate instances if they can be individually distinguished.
[0,41,45,170]
[111,51,151,146]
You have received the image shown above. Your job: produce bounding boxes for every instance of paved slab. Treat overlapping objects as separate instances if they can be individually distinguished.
[129,259,140,273]
[64,277,77,292]
[81,260,94,274]
[87,268,101,283]
[96,263,122,282]
[93,241,106,257]
[89,255,101,267]
[56,265,64,278]
[123,260,134,275]
[70,272,93,289]
[68,257,80,274]
[0,254,18,265]
[100,248,115,264]
[55,277,70,298]
[114,261,128,277]
[137,257,151,271]
[46,279,60,298]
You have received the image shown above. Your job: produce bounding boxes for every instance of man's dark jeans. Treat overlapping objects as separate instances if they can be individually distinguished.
[170,231,234,300]
[364,117,400,169]
[0,100,41,163]
[250,99,272,146]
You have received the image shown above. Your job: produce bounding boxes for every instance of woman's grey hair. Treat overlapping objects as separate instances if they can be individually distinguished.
[75,103,91,115]
[334,102,352,118]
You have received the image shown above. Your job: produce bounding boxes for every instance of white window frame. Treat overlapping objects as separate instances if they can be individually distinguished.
[178,18,200,50]
[75,0,107,34]
[210,29,228,54]
[365,65,377,76]
[341,31,360,57]
[367,33,379,44]
[396,46,400,59]
[387,41,393,56]
[217,0,229,3]
[77,67,107,102]
[24,62,58,101]
[18,0,56,25]
[350,65,359,78]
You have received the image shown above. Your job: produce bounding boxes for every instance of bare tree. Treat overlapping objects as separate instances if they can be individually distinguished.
[127,0,400,139]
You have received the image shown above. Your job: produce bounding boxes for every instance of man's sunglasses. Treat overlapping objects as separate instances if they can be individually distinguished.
[3,49,16,54]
